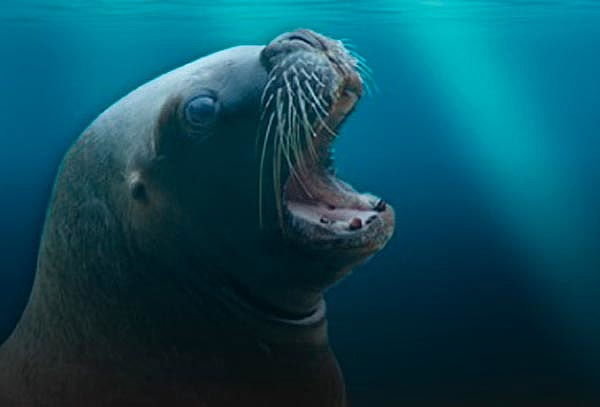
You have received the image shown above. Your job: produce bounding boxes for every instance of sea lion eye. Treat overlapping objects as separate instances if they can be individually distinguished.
[184,95,218,126]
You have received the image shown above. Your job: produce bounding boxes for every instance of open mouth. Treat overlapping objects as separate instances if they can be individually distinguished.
[259,30,394,258]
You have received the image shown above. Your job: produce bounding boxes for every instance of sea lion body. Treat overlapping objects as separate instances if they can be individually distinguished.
[0,30,393,406]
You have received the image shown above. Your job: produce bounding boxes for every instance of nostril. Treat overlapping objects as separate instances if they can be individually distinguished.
[285,30,324,49]
[287,34,314,46]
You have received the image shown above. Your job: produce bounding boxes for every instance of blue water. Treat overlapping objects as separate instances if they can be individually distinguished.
[2,1,600,405]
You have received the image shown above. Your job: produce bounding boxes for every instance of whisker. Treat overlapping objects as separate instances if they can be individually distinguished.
[339,38,357,49]
[285,86,306,174]
[304,80,329,117]
[294,84,320,166]
[311,72,327,88]
[284,88,313,200]
[356,68,373,97]
[273,88,285,226]
[259,92,275,123]
[356,60,375,80]
[291,89,318,168]
[350,52,371,68]
[354,59,378,95]
[261,74,278,105]
[299,67,312,82]
[303,80,338,139]
[295,75,336,137]
[258,111,276,228]
[344,47,379,95]
[294,77,319,139]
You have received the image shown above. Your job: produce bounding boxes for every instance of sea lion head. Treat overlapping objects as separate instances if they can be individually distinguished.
[23,30,394,352]
[122,29,395,325]
[0,29,394,407]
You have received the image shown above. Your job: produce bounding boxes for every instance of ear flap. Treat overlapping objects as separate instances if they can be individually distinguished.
[153,95,184,158]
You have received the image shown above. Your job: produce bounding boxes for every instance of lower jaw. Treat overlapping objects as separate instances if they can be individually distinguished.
[281,170,395,261]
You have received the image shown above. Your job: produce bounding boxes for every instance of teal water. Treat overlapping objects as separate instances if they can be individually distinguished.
[1,1,600,405]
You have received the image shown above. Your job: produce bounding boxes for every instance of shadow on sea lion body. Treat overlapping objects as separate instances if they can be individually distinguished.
[0,29,394,406]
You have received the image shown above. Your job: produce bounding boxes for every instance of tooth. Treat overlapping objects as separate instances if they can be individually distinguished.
[374,199,386,212]
[349,217,362,230]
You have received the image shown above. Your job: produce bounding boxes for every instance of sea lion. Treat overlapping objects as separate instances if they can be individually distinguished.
[0,29,394,406]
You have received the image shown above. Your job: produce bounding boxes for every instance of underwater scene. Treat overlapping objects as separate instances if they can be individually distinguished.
[1,1,600,406]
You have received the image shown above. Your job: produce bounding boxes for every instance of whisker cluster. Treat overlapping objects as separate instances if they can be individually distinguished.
[340,39,378,96]
[257,45,374,227]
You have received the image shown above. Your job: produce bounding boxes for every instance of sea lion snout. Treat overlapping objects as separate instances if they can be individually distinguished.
[260,29,346,71]
[257,29,393,271]
[274,29,327,50]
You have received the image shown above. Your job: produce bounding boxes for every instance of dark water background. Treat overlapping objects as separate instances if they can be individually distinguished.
[1,1,600,405]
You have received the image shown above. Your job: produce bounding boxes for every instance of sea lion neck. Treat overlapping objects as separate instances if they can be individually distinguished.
[207,268,329,347]
[5,276,329,371]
